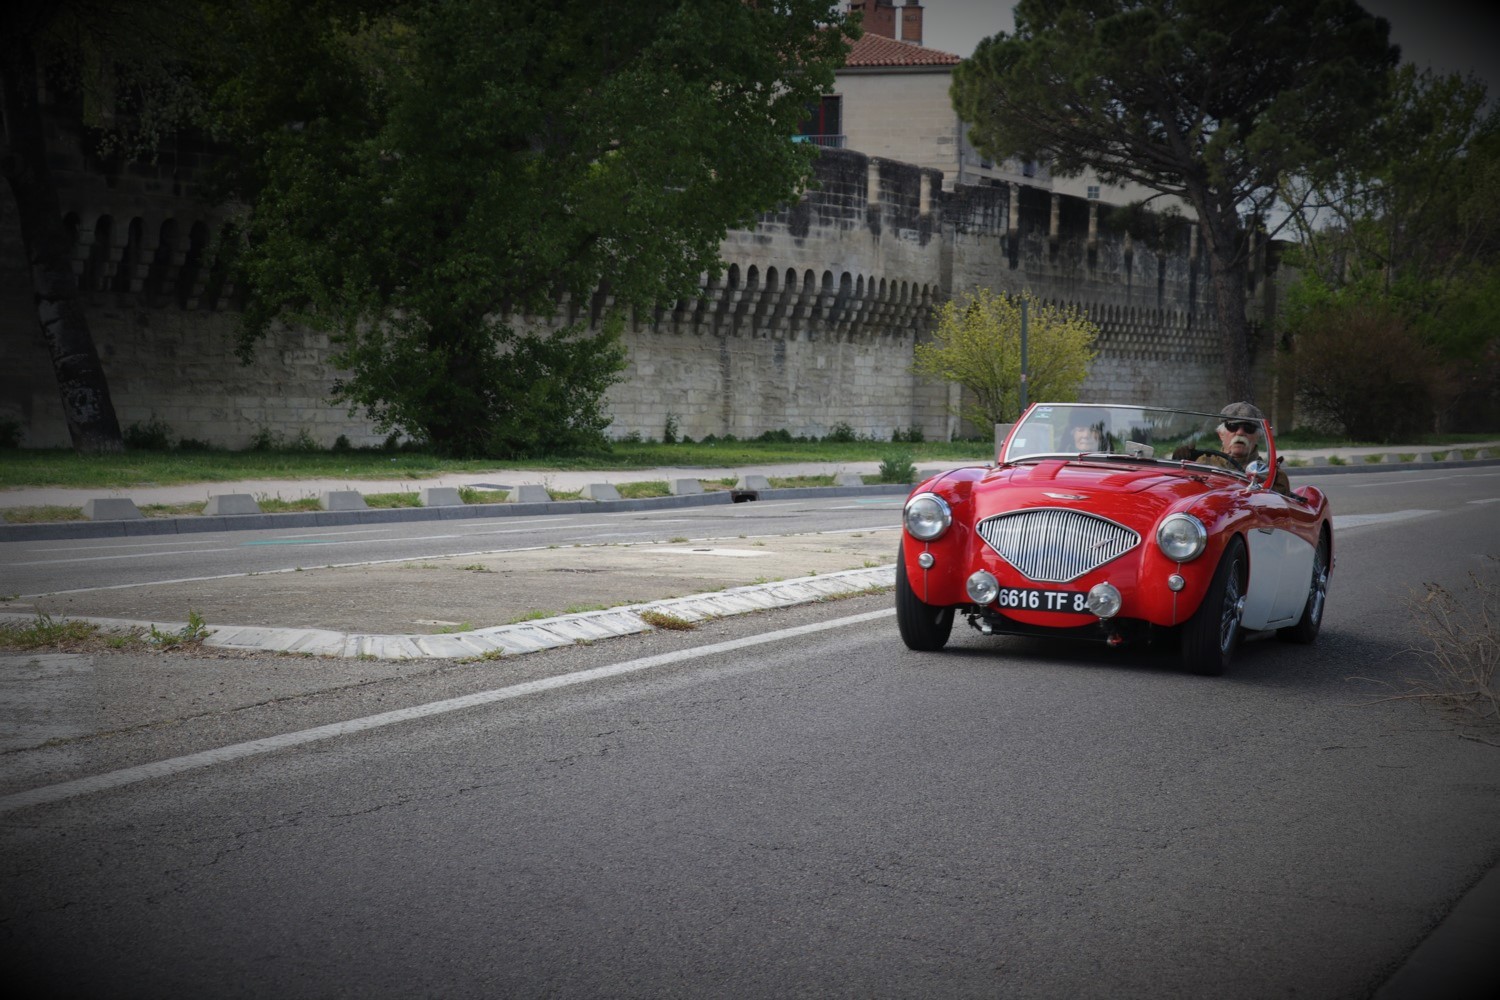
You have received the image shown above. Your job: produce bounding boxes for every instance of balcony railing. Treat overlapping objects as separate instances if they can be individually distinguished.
[792,134,847,148]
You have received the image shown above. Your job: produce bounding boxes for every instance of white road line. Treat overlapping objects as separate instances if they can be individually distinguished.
[1346,471,1500,487]
[1332,510,1437,529]
[0,608,895,814]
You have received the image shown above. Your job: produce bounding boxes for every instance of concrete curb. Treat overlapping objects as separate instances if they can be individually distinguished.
[0,565,897,660]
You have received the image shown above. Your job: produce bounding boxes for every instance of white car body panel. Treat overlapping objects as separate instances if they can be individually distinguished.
[1242,528,1315,630]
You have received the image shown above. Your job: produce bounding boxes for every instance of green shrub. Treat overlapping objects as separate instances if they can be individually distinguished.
[124,414,173,450]
[247,427,282,451]
[878,451,917,483]
[824,421,857,443]
[0,415,21,449]
[287,429,320,452]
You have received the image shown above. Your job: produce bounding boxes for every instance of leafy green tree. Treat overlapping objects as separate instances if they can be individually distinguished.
[913,288,1098,428]
[1279,67,1500,432]
[0,0,206,452]
[213,0,858,457]
[950,0,1399,404]
[1283,66,1500,297]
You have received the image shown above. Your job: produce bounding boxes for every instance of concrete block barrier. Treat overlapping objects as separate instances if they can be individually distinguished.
[320,490,368,511]
[204,494,261,516]
[82,498,143,521]
[834,473,864,487]
[736,475,771,491]
[583,483,622,501]
[508,484,551,503]
[670,479,703,495]
[420,487,464,507]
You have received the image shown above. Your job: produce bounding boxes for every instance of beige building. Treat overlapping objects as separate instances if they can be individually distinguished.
[822,1,1189,215]
[803,1,1042,191]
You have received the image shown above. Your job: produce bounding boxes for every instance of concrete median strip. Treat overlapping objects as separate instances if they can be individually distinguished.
[0,565,896,661]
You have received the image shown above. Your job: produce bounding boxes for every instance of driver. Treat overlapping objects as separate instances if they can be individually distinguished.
[1174,401,1291,493]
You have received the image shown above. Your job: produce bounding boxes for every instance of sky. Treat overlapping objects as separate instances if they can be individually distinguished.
[915,0,1499,99]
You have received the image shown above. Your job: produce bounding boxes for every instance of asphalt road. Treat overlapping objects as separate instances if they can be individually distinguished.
[1,467,1498,997]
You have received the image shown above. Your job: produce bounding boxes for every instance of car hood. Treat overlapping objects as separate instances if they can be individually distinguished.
[961,460,1223,526]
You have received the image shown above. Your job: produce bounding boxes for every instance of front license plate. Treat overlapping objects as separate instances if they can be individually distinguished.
[995,587,1089,614]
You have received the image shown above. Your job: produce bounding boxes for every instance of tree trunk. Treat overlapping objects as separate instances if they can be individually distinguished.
[1195,210,1256,405]
[0,24,124,453]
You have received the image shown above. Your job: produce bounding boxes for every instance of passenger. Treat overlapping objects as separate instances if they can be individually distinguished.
[1174,401,1291,493]
[1065,412,1109,452]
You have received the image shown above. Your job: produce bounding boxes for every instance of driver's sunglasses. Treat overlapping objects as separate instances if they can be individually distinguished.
[1224,420,1259,434]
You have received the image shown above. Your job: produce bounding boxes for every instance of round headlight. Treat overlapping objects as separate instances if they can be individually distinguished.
[1156,513,1207,562]
[1086,582,1123,619]
[967,570,999,605]
[903,493,952,541]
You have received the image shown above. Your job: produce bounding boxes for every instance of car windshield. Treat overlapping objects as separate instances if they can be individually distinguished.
[1002,403,1272,475]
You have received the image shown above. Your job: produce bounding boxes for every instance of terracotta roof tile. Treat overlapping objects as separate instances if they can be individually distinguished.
[844,33,962,68]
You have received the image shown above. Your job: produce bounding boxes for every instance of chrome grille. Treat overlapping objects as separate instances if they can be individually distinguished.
[976,508,1140,583]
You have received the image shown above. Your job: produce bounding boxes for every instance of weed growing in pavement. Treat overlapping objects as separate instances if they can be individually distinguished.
[0,612,105,650]
[638,609,697,631]
[255,495,321,513]
[363,491,421,508]
[456,649,505,663]
[2,505,85,524]
[148,609,210,648]
[139,501,208,518]
[1355,557,1499,746]
[458,563,493,573]
[768,475,835,488]
[434,622,474,633]
[1397,560,1499,745]
[457,487,508,504]
[616,480,670,499]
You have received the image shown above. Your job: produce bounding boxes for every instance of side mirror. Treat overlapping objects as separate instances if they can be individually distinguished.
[1245,459,1271,486]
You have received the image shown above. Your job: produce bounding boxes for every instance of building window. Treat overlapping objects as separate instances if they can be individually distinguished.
[796,95,844,148]
[1022,160,1037,178]
[1087,185,1100,200]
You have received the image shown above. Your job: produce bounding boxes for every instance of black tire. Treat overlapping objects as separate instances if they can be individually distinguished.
[895,543,954,651]
[1278,530,1330,644]
[1181,536,1247,676]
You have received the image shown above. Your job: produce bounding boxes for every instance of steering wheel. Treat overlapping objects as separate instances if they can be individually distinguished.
[1186,447,1244,471]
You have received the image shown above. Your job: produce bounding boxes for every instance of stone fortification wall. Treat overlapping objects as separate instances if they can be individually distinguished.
[2,137,1242,449]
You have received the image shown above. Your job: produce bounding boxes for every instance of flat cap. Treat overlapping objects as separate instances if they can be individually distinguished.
[1220,401,1266,421]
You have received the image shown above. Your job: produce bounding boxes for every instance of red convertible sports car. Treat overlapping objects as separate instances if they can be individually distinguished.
[895,403,1333,674]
